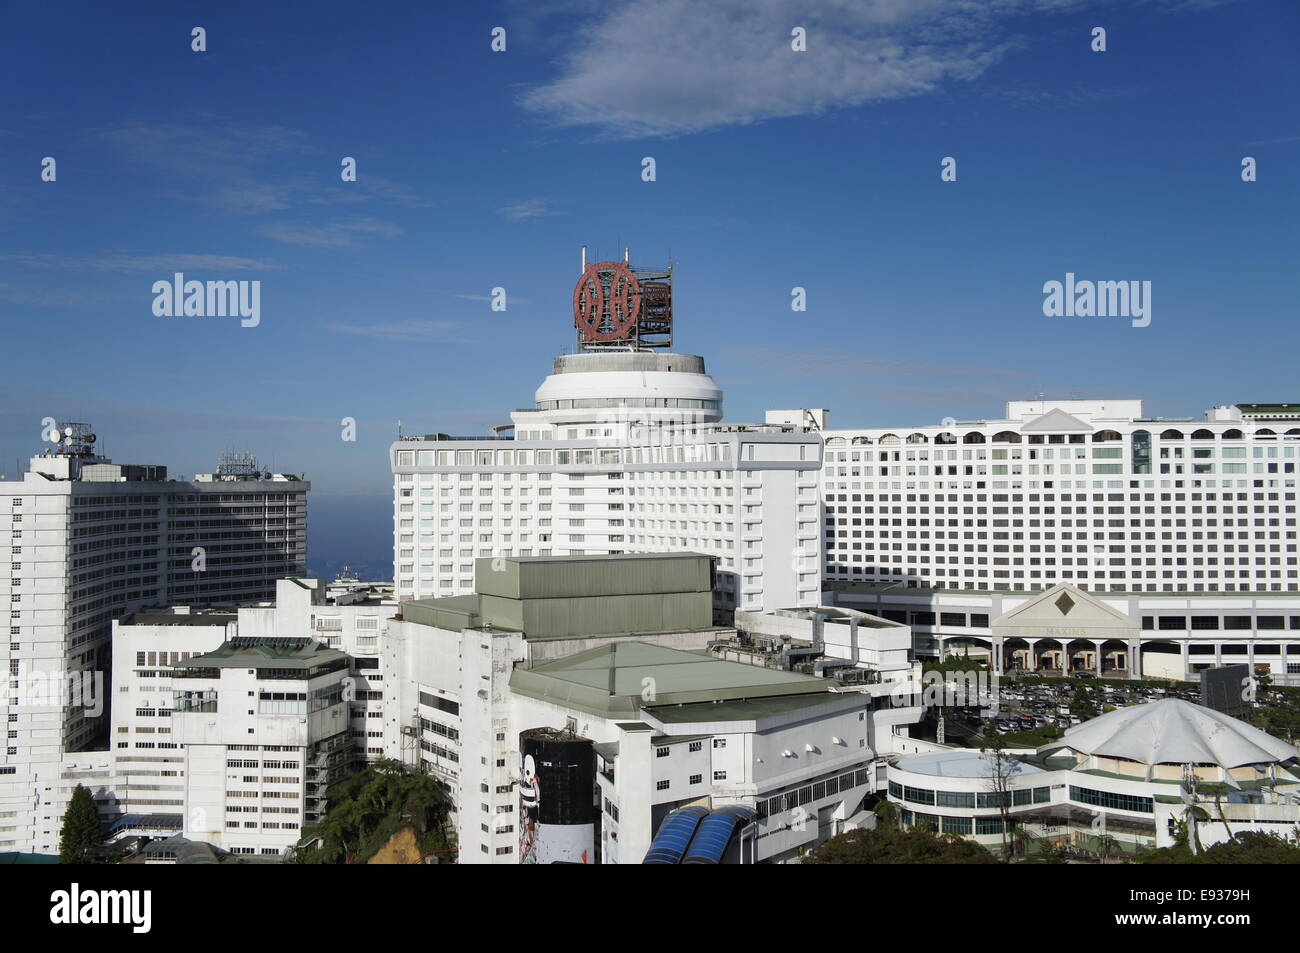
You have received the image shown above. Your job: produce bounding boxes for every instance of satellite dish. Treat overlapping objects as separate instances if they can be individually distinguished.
[86,433,96,444]
[63,426,73,437]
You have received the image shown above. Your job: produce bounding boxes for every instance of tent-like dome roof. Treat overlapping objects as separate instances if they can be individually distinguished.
[1043,699,1300,769]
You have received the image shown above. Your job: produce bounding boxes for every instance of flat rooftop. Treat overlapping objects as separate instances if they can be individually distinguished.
[173,637,345,670]
[895,750,1045,779]
[509,641,831,719]
[120,612,237,626]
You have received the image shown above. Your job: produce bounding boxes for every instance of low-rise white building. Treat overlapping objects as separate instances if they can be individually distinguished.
[885,698,1300,856]
[384,552,923,863]
[170,637,352,857]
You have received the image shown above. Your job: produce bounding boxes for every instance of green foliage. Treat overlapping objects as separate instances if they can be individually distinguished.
[806,825,996,864]
[1249,702,1300,745]
[1023,841,1067,864]
[293,760,453,864]
[58,784,103,864]
[923,657,990,676]
[1134,830,1300,864]
[1071,684,1097,721]
[873,800,901,830]
[961,722,1063,749]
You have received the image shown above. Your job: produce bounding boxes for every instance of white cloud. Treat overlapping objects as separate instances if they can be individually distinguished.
[261,217,403,249]
[0,252,281,272]
[519,0,1209,138]
[497,198,558,222]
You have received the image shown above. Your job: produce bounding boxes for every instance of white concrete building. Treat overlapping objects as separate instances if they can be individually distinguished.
[384,552,922,864]
[0,430,308,854]
[169,636,352,857]
[886,698,1300,856]
[391,264,823,617]
[103,578,395,854]
[812,399,1300,682]
[110,610,235,825]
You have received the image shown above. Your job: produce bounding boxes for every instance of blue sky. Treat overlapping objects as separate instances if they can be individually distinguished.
[1,0,1296,572]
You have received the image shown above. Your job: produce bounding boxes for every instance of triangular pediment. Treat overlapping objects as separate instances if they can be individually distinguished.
[992,584,1137,637]
[1019,408,1094,432]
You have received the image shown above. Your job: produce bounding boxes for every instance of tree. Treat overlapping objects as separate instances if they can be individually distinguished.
[1136,830,1300,865]
[293,760,453,864]
[977,721,1022,861]
[1096,833,1122,863]
[58,784,103,864]
[1071,684,1097,721]
[807,826,995,864]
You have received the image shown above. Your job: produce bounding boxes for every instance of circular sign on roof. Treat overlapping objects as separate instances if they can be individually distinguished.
[573,261,642,342]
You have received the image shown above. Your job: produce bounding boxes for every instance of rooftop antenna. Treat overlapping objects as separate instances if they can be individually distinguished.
[623,246,630,263]
[398,418,403,439]
[580,245,587,272]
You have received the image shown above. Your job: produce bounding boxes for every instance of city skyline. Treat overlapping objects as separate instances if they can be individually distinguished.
[2,0,1300,879]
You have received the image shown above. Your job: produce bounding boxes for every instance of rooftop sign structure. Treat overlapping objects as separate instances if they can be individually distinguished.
[572,246,673,352]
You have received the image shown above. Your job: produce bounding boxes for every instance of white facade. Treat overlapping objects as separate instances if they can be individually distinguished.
[110,612,234,822]
[103,579,394,856]
[819,398,1296,594]
[815,399,1300,681]
[391,351,823,615]
[237,579,392,764]
[169,642,351,857]
[0,443,308,854]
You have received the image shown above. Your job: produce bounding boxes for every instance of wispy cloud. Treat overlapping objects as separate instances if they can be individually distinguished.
[497,198,558,222]
[96,118,432,215]
[323,319,472,344]
[519,0,1222,139]
[0,252,282,272]
[1243,133,1300,146]
[314,175,437,209]
[0,282,116,309]
[450,292,532,304]
[260,217,403,249]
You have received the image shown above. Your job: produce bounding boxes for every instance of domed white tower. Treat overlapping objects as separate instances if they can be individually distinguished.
[524,352,723,428]
[510,250,723,434]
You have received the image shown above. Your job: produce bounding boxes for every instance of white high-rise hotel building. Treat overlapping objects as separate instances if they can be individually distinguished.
[0,433,307,853]
[819,399,1300,680]
[391,255,823,616]
[391,253,1299,685]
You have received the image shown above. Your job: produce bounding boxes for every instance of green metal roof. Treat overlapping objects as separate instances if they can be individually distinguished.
[399,553,716,637]
[0,852,59,865]
[1236,403,1300,415]
[173,638,346,670]
[474,551,712,600]
[647,694,847,724]
[508,641,831,719]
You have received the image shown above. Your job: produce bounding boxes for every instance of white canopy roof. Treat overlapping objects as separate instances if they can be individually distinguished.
[1048,699,1300,769]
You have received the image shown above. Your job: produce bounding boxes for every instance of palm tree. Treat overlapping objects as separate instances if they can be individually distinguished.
[1096,833,1121,863]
